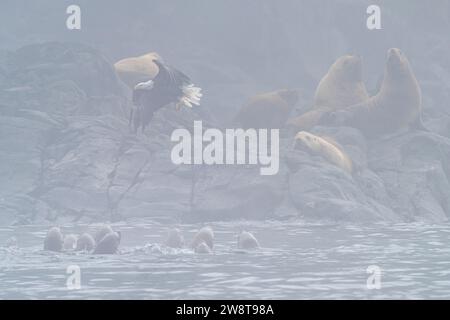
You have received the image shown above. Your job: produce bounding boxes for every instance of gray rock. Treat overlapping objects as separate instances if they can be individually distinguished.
[2,39,450,225]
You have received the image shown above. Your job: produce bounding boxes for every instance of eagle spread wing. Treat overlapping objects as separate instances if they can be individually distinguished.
[130,59,202,133]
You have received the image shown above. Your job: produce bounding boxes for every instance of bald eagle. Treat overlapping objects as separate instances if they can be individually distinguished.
[130,59,202,132]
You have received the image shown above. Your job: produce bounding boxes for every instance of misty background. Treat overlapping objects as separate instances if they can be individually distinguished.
[2,0,450,111]
[2,0,450,300]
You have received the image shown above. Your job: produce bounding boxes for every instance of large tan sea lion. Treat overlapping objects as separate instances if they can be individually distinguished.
[114,52,161,89]
[322,48,422,138]
[235,89,300,129]
[293,131,353,174]
[286,55,369,131]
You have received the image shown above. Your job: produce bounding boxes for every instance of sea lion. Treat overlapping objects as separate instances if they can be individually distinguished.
[286,55,369,131]
[191,226,214,250]
[235,89,299,129]
[63,234,77,251]
[44,227,63,252]
[293,131,353,174]
[237,231,259,249]
[94,225,114,244]
[93,231,121,254]
[313,55,369,110]
[114,52,161,89]
[76,233,95,252]
[165,228,184,248]
[194,242,212,254]
[323,48,422,138]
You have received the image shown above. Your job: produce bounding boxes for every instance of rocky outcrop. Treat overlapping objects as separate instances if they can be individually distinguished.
[1,39,450,225]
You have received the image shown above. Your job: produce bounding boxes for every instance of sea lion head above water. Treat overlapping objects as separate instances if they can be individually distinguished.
[165,228,184,248]
[94,225,114,244]
[63,234,77,251]
[93,231,121,255]
[191,226,214,250]
[76,233,95,252]
[44,227,64,252]
[237,231,260,250]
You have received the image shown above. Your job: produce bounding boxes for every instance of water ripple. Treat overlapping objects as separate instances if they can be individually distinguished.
[1,220,450,299]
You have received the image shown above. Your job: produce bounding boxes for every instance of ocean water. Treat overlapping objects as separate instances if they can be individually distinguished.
[1,219,450,299]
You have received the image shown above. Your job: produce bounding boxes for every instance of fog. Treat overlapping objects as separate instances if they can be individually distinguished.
[1,1,450,299]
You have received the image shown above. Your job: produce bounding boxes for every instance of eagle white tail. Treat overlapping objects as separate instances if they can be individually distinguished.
[180,84,202,108]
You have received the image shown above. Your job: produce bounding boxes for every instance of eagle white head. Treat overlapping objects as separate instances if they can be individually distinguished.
[134,79,154,91]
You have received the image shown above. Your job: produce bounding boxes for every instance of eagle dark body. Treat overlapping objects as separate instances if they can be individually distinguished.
[131,59,194,132]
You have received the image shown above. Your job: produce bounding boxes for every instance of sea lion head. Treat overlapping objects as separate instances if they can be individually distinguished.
[191,226,214,250]
[63,234,78,251]
[293,131,321,152]
[76,233,95,252]
[331,55,363,82]
[237,231,260,250]
[165,228,184,248]
[277,89,300,107]
[44,227,64,252]
[385,48,412,79]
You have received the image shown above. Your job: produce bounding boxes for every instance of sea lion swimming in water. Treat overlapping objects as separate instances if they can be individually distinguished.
[286,55,369,131]
[322,48,423,138]
[76,233,95,252]
[237,231,260,249]
[93,231,121,254]
[191,226,214,250]
[165,228,184,248]
[194,242,212,254]
[44,227,63,252]
[63,234,77,251]
[94,225,114,244]
[293,131,353,174]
